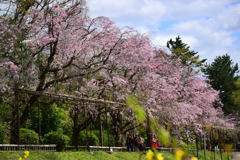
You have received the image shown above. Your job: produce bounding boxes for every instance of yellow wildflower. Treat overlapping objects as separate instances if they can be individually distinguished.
[24,150,29,157]
[146,150,154,160]
[18,158,23,160]
[156,153,164,160]
[190,157,198,160]
[175,149,185,160]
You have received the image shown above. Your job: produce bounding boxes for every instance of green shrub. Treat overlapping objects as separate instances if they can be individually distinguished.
[0,123,9,143]
[101,130,115,146]
[78,131,99,146]
[181,142,197,151]
[19,128,39,144]
[78,130,116,146]
[44,131,70,151]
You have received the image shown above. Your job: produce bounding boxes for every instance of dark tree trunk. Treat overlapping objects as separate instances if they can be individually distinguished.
[10,92,20,144]
[10,105,20,144]
[146,113,152,147]
[72,115,80,146]
[10,93,40,144]
[72,128,80,146]
[98,114,103,146]
[114,132,123,146]
[71,113,93,146]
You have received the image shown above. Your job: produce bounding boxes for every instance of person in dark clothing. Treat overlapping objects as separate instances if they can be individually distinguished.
[133,135,139,151]
[137,136,145,151]
[236,141,240,151]
[126,135,134,151]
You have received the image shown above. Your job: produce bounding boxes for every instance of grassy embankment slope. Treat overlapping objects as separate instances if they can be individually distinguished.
[0,151,231,160]
[0,151,172,160]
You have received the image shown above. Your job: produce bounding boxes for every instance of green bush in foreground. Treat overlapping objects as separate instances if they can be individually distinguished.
[20,128,39,144]
[44,131,70,151]
[78,131,99,146]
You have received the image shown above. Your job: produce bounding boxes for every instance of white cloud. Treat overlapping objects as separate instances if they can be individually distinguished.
[214,3,240,31]
[87,0,240,64]
[152,34,173,46]
[163,19,237,62]
[161,0,228,19]
[87,0,166,26]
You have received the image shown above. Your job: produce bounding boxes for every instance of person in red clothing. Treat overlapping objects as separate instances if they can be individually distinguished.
[150,136,159,150]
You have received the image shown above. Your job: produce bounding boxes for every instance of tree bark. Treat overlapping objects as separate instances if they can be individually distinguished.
[98,114,103,146]
[71,114,93,146]
[72,115,80,146]
[114,132,123,146]
[10,91,20,144]
[146,113,152,147]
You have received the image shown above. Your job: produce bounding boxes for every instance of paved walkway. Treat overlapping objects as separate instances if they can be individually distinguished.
[232,152,240,160]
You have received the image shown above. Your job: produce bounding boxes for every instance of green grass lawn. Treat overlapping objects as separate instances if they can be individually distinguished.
[196,150,231,160]
[0,151,231,160]
[0,151,173,160]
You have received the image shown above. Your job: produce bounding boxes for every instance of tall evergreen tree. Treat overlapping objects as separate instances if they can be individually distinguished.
[202,54,239,114]
[167,36,206,69]
[231,80,240,105]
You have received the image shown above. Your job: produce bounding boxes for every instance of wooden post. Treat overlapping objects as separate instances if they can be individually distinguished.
[214,146,216,160]
[210,146,213,160]
[10,90,20,144]
[218,129,223,160]
[146,113,152,147]
[203,133,207,160]
[38,103,42,144]
[106,112,110,148]
[98,112,103,146]
[196,135,199,158]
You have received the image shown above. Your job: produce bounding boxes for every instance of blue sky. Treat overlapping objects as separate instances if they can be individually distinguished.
[87,0,240,64]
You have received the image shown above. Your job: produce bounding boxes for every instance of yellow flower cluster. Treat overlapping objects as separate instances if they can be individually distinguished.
[146,150,164,160]
[18,151,30,160]
[175,149,198,160]
[146,150,154,160]
[175,149,185,160]
[156,153,164,160]
[146,149,198,160]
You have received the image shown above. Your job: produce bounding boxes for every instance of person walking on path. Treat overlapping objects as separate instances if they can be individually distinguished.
[137,136,145,151]
[151,136,159,150]
[126,135,134,152]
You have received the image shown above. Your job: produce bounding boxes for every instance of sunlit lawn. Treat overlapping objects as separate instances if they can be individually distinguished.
[0,151,231,160]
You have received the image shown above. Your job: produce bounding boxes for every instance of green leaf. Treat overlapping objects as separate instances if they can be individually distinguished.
[150,118,170,147]
[157,127,170,147]
[126,94,146,123]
